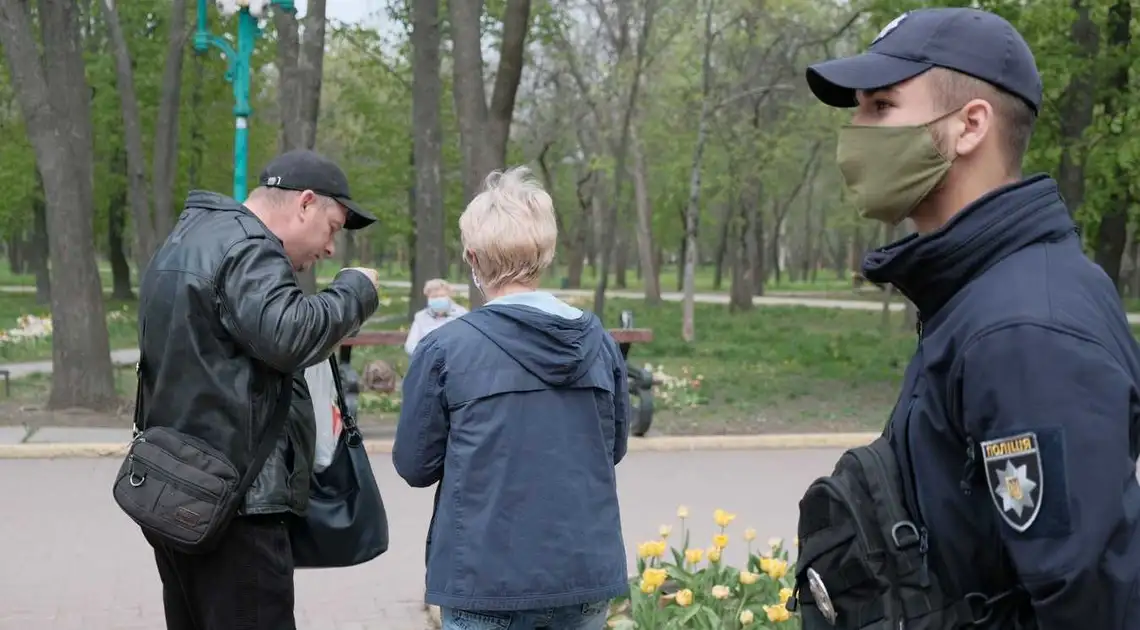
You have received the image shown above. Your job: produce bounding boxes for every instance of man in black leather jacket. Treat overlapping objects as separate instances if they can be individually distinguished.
[136,149,381,630]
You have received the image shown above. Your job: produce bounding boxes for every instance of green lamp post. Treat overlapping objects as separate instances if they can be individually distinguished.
[194,0,295,201]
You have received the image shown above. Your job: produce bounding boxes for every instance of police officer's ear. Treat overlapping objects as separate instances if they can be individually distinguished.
[951,98,994,159]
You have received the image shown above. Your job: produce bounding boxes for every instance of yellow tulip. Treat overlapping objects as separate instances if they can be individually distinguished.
[711,585,731,599]
[677,505,689,519]
[675,589,694,607]
[739,609,755,625]
[641,567,668,591]
[759,557,773,573]
[743,527,757,542]
[764,604,792,623]
[713,508,737,528]
[636,540,666,559]
[706,546,722,563]
[765,558,789,580]
[739,571,759,585]
[779,587,793,605]
[684,548,703,565]
[766,601,793,619]
[768,537,783,549]
[712,533,728,549]
[794,536,799,548]
[659,524,672,539]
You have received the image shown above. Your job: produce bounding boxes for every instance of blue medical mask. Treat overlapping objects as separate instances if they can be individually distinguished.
[427,297,451,315]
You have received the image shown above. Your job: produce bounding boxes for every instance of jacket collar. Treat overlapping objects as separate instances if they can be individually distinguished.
[861,174,1076,318]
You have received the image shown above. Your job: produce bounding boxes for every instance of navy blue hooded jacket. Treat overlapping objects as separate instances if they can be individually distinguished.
[865,175,1140,629]
[392,292,630,611]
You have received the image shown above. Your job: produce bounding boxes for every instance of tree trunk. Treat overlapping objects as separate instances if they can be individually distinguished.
[448,0,532,308]
[681,0,715,343]
[151,0,190,241]
[108,151,133,300]
[1056,0,1098,217]
[275,0,328,294]
[0,0,117,409]
[1093,0,1131,291]
[729,192,755,312]
[712,203,731,290]
[614,227,628,289]
[30,173,51,304]
[630,126,660,304]
[411,0,445,314]
[100,0,157,276]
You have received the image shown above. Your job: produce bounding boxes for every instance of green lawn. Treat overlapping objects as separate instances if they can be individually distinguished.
[5,267,1140,434]
[0,293,138,363]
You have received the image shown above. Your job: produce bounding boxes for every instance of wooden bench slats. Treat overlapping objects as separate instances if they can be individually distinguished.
[340,328,654,347]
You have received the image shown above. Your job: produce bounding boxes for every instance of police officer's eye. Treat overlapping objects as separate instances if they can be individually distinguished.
[874,99,893,111]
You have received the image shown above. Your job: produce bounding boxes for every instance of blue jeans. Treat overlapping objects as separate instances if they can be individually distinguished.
[440,601,609,630]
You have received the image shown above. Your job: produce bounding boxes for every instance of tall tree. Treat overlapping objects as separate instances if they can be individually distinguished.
[448,0,532,308]
[100,0,157,276]
[151,0,190,240]
[0,0,117,409]
[410,0,445,315]
[275,0,327,293]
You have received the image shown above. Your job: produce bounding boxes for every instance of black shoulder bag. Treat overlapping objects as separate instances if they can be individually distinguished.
[290,356,389,568]
[112,359,292,555]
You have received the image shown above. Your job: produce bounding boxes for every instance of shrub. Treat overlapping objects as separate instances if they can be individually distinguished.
[609,506,800,629]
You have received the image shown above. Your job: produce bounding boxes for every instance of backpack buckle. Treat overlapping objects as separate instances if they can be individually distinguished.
[890,521,921,549]
[963,592,996,625]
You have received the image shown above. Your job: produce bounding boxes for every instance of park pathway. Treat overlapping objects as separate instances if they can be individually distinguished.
[4,281,1140,379]
[0,447,843,630]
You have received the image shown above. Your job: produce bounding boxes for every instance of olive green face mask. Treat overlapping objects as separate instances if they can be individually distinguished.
[836,114,957,225]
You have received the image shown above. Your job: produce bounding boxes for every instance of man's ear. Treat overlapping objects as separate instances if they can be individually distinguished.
[955,98,993,158]
[297,190,318,220]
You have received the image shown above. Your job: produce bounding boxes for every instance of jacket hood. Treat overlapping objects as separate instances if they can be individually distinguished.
[461,304,605,387]
[862,174,1077,318]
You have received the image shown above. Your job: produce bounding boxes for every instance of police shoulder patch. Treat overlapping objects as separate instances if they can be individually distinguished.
[980,432,1043,533]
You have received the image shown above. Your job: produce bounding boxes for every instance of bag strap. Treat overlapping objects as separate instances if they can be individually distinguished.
[236,375,293,499]
[133,356,293,497]
[328,356,363,446]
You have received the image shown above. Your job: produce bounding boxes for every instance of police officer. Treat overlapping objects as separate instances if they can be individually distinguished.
[805,8,1140,629]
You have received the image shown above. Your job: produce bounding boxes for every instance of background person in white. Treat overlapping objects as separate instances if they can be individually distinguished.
[404,278,468,355]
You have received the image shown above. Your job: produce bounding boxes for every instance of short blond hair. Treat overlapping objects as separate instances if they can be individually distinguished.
[459,166,557,289]
[422,278,452,296]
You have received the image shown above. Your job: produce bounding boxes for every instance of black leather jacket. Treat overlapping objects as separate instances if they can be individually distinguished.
[137,191,378,517]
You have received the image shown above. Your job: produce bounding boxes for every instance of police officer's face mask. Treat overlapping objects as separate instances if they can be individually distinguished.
[836,109,960,225]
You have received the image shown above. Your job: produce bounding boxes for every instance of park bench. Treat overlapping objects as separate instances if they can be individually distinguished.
[335,324,657,437]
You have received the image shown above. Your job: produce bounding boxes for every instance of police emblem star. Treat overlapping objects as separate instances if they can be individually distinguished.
[980,432,1043,533]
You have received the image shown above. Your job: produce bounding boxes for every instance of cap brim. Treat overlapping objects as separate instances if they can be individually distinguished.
[806,53,933,108]
[336,197,377,230]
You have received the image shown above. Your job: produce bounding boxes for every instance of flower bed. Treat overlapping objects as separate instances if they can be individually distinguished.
[610,506,800,628]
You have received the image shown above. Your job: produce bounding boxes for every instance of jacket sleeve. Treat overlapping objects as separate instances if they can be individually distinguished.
[393,336,448,487]
[959,322,1140,629]
[404,313,424,356]
[216,237,379,373]
[610,338,630,465]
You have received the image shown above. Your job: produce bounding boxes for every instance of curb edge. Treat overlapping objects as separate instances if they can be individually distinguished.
[0,432,878,460]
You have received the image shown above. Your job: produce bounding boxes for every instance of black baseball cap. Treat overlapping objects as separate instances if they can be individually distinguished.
[806,8,1042,115]
[258,149,377,230]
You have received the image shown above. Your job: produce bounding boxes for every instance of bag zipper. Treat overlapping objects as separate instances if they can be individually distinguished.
[129,451,222,503]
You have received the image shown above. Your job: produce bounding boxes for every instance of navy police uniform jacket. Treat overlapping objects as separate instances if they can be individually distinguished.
[865,174,1140,629]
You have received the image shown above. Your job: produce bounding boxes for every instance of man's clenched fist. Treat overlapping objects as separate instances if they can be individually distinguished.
[345,267,379,289]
